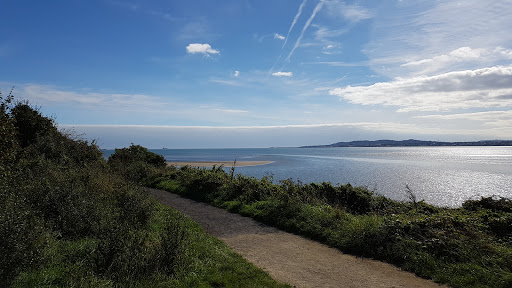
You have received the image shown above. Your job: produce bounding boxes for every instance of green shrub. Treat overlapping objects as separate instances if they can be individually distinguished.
[0,190,47,286]
[108,144,166,168]
[107,144,166,183]
[463,196,512,213]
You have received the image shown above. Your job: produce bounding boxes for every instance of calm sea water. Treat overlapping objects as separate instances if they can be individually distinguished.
[103,147,512,207]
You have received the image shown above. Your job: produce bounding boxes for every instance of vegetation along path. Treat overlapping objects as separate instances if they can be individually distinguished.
[149,188,444,288]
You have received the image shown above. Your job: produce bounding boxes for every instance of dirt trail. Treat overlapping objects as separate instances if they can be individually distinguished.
[149,188,445,288]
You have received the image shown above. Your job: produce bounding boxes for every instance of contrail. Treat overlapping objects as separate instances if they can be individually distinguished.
[286,0,325,62]
[282,0,308,49]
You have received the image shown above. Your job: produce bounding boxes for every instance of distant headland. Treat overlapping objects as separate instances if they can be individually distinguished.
[301,139,512,148]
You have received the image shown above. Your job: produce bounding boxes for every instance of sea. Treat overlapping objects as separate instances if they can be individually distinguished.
[102,146,512,208]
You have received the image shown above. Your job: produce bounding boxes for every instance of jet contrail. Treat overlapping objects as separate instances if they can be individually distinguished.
[286,0,325,62]
[282,0,308,49]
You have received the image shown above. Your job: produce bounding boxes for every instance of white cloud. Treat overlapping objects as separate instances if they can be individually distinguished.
[274,33,285,40]
[321,43,341,55]
[186,43,220,55]
[272,72,293,77]
[234,70,240,77]
[330,66,512,112]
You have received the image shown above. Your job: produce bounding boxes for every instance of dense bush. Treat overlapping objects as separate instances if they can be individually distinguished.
[108,144,166,182]
[0,93,287,287]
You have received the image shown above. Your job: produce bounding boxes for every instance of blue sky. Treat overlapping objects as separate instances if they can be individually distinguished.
[1,0,512,148]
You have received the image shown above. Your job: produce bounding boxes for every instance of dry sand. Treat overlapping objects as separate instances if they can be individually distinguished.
[149,188,445,288]
[167,161,272,167]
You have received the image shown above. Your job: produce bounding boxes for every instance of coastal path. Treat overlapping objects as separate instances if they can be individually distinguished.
[149,188,445,288]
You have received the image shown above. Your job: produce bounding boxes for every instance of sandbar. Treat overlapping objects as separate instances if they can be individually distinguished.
[167,161,272,168]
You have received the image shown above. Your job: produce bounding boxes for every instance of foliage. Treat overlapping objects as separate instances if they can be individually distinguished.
[108,144,166,168]
[0,92,287,288]
[148,166,512,288]
[108,144,166,182]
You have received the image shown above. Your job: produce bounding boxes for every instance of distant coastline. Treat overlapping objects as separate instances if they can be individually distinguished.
[301,139,512,148]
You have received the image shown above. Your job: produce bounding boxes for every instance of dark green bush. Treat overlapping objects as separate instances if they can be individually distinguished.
[107,144,166,182]
[108,144,166,168]
[463,196,512,213]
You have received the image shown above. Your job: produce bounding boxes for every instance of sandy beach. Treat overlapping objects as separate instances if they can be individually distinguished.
[167,161,272,167]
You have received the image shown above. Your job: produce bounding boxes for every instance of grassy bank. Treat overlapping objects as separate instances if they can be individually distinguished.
[146,165,512,288]
[0,92,288,287]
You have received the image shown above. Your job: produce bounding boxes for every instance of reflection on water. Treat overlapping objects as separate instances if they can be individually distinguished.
[103,147,512,207]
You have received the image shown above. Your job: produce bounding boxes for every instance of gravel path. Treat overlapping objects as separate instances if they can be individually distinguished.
[149,188,445,288]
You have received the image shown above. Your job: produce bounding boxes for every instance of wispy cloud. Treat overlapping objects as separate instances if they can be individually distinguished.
[282,0,308,49]
[17,84,165,107]
[417,110,512,121]
[401,46,512,76]
[307,61,370,67]
[365,1,512,78]
[286,0,325,61]
[415,110,512,131]
[274,33,285,40]
[186,43,220,55]
[324,1,372,23]
[65,120,504,149]
[209,79,244,87]
[212,108,248,113]
[272,72,293,77]
[313,25,349,41]
[330,66,512,112]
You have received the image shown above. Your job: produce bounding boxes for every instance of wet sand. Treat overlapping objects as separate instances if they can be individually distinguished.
[166,161,272,167]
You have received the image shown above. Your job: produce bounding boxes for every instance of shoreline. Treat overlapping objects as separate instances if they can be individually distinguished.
[167,161,273,167]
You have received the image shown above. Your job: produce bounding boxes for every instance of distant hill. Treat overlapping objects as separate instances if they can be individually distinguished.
[301,139,512,148]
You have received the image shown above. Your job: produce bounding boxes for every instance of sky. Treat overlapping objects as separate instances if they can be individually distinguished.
[1,0,512,148]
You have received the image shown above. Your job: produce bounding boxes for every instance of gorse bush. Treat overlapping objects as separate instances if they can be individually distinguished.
[149,165,512,288]
[0,92,287,288]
